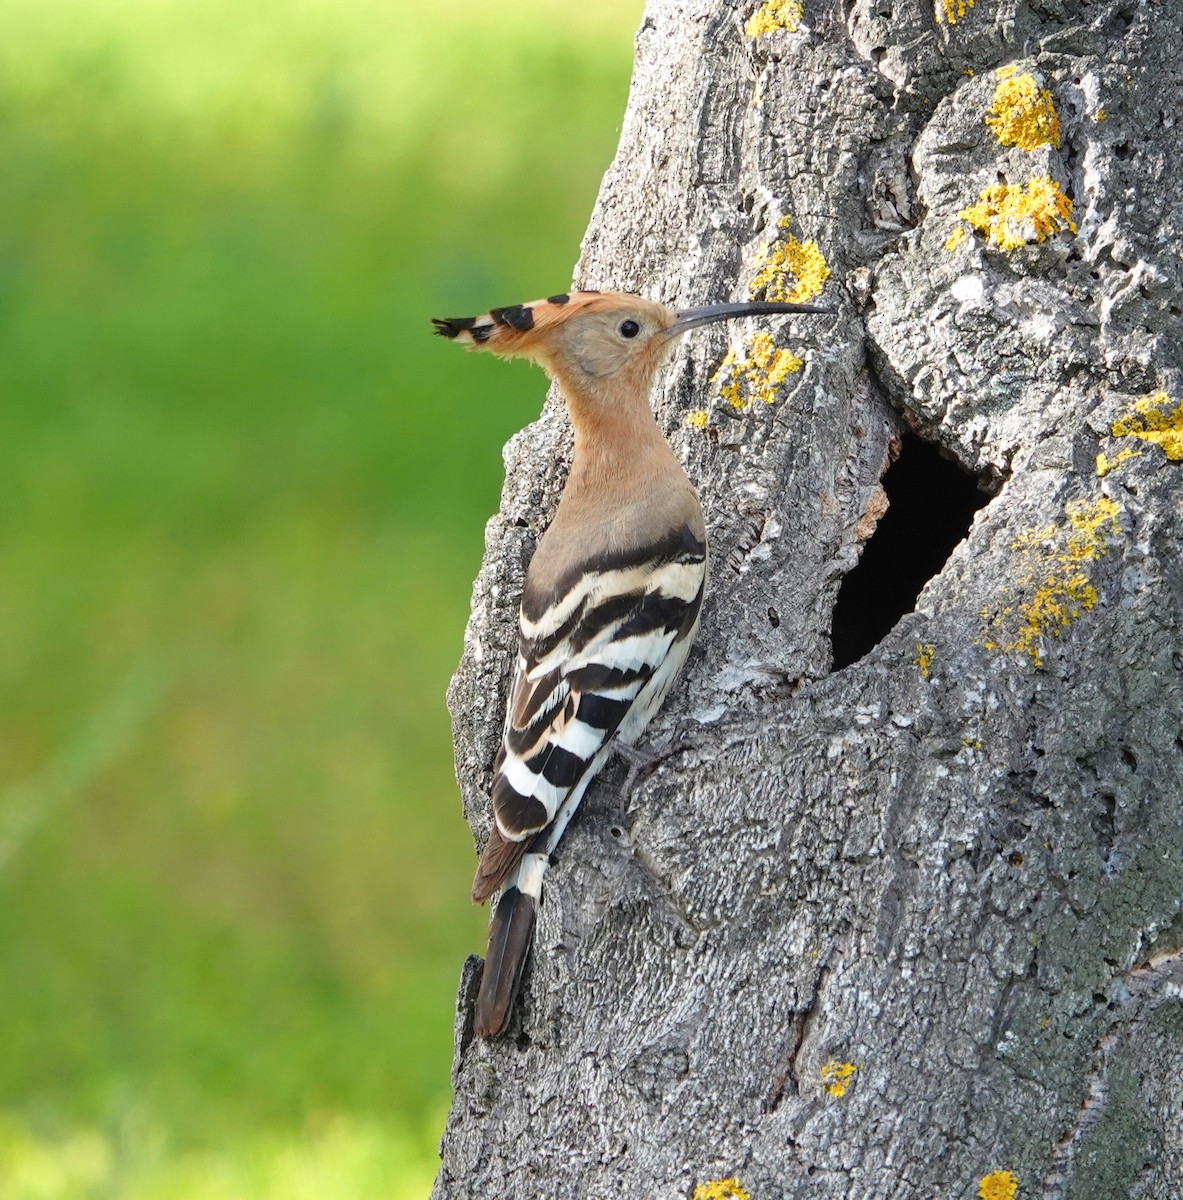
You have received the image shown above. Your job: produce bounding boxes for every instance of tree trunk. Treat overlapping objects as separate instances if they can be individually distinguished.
[435,2,1183,1196]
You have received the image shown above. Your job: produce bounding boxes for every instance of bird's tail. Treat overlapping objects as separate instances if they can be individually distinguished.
[473,853,547,1039]
[472,748,609,1037]
[471,821,531,903]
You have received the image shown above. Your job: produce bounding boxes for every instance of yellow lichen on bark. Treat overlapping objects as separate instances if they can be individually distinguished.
[986,72,1060,149]
[744,0,803,36]
[693,1179,751,1200]
[956,177,1075,251]
[1110,391,1183,462]
[684,409,710,431]
[749,216,830,303]
[937,0,976,23]
[1095,447,1141,477]
[820,1060,858,1097]
[914,642,936,679]
[712,333,803,411]
[979,1170,1019,1199]
[980,498,1120,668]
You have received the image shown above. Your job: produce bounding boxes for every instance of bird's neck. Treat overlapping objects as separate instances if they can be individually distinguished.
[523,377,700,594]
[563,383,679,497]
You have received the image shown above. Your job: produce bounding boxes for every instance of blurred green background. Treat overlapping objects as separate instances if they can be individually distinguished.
[0,1,639,1194]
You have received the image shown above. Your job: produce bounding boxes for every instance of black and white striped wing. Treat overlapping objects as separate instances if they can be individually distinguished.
[493,528,707,852]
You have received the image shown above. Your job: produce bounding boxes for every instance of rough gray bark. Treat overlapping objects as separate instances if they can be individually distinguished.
[435,2,1183,1196]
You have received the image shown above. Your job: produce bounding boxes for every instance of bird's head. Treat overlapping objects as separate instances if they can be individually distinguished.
[433,290,832,401]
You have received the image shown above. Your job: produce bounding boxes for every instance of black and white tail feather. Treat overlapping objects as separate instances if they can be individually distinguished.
[472,526,707,1038]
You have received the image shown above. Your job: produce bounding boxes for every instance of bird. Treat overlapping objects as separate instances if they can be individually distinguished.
[434,289,831,1037]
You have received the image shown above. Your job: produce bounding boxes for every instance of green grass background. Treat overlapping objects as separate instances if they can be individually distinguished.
[0,2,639,1194]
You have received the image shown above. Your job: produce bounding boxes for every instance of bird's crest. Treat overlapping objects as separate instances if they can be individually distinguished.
[431,291,617,355]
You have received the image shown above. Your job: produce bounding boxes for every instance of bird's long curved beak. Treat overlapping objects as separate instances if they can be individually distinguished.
[665,300,835,339]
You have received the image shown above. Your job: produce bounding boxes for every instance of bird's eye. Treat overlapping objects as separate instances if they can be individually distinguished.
[619,319,641,339]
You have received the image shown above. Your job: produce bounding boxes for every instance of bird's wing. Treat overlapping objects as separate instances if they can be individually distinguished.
[471,527,706,902]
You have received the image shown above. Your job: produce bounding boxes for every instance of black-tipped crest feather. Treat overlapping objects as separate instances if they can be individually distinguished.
[490,304,535,331]
[432,316,478,339]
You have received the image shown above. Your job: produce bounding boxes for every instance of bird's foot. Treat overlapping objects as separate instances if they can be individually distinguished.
[612,722,701,799]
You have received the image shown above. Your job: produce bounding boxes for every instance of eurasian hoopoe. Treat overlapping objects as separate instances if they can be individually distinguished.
[434,290,830,1038]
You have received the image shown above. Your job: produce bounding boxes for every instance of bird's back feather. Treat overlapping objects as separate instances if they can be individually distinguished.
[471,524,707,903]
